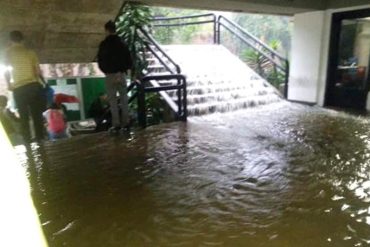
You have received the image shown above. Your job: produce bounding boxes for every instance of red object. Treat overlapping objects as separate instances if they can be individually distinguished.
[47,110,66,133]
[54,93,79,105]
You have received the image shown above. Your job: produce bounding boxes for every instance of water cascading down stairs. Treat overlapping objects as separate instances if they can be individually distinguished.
[146,44,282,116]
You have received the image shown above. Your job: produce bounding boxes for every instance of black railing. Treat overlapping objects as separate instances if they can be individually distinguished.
[114,1,187,128]
[150,13,290,97]
[138,27,181,74]
[125,28,187,127]
[152,14,217,44]
[124,11,290,127]
[139,74,187,127]
[217,16,289,97]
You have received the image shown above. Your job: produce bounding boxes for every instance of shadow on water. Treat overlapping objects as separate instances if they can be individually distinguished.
[16,102,370,246]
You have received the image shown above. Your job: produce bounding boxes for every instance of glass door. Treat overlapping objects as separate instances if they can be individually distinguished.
[325,9,370,110]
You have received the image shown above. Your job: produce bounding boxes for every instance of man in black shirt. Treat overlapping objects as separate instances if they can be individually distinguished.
[97,20,132,134]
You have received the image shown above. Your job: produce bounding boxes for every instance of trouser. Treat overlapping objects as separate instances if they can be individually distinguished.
[13,82,45,142]
[105,72,129,128]
[48,129,67,141]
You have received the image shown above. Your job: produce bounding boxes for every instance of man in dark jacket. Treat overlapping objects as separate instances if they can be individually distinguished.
[97,20,132,134]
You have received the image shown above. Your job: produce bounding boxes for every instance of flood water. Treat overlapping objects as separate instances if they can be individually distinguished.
[18,102,370,246]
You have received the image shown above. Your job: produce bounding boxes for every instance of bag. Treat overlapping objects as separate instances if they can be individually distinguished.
[48,110,66,133]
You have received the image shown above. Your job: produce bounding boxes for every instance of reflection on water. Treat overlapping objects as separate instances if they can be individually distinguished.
[17,102,370,246]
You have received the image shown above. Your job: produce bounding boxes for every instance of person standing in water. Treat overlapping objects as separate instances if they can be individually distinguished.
[4,31,45,143]
[97,21,132,134]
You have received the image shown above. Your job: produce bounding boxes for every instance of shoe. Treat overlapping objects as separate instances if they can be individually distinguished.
[108,126,121,135]
[122,124,131,132]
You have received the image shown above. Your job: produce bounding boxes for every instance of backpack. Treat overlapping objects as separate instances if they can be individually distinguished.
[48,110,66,133]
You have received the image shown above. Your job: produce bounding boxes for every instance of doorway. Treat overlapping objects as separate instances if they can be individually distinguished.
[325,9,370,110]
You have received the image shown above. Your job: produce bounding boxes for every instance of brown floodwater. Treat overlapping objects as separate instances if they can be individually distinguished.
[17,102,370,246]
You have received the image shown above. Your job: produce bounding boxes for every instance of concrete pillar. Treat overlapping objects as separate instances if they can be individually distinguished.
[288,11,326,104]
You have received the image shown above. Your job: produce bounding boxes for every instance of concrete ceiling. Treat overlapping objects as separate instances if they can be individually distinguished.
[0,0,369,64]
[0,0,123,64]
[140,0,370,15]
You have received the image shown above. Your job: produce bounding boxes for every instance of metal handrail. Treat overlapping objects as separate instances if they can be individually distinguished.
[217,15,289,97]
[152,13,217,44]
[220,24,286,72]
[150,13,289,97]
[153,20,214,28]
[152,13,216,22]
[136,74,187,127]
[139,27,181,74]
[136,29,187,126]
[142,74,187,118]
[113,2,188,127]
[144,43,176,74]
[218,16,286,62]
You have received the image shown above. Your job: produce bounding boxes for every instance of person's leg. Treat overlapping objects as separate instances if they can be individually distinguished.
[28,83,45,141]
[117,73,129,128]
[13,86,31,142]
[105,73,120,128]
[49,130,67,141]
[48,131,55,141]
[59,130,68,139]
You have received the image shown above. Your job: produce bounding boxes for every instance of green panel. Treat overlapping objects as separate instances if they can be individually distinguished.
[67,79,77,85]
[81,78,106,118]
[66,110,80,121]
[47,80,57,86]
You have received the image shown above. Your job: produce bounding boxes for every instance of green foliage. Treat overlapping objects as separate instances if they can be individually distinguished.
[242,47,268,77]
[145,93,164,125]
[116,3,168,126]
[232,13,292,54]
[232,13,292,55]
[151,7,213,44]
[116,2,152,79]
[241,40,286,90]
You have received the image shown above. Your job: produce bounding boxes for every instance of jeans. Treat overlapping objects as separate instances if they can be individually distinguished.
[13,82,45,142]
[105,72,129,128]
[48,130,67,141]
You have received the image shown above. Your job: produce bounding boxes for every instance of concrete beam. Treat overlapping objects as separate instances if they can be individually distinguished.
[139,0,326,15]
[328,0,370,10]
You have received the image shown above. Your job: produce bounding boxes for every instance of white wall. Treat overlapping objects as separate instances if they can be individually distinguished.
[288,11,326,103]
[289,5,370,106]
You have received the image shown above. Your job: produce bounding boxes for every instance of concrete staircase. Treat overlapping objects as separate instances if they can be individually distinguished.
[146,45,281,116]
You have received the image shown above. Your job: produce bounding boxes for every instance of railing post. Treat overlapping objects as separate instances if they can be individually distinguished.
[284,61,289,99]
[271,53,277,88]
[177,78,182,119]
[182,77,187,121]
[137,81,146,128]
[213,15,217,44]
[217,17,221,44]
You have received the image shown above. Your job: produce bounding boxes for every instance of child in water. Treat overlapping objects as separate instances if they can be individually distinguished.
[43,103,67,141]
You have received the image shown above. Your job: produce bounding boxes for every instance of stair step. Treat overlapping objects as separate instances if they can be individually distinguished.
[187,95,281,115]
[184,79,267,88]
[146,71,173,77]
[147,65,166,70]
[185,91,274,105]
[147,65,167,74]
[146,44,283,116]
[186,84,273,95]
